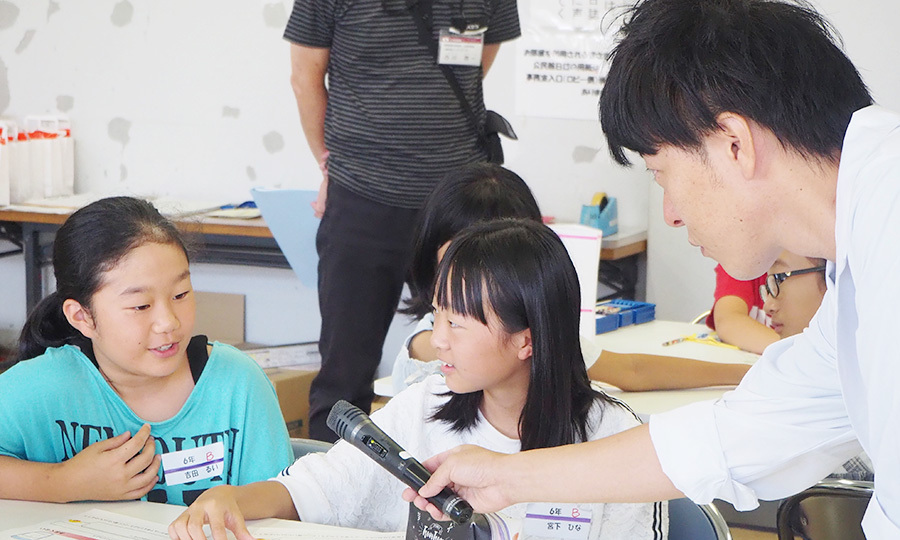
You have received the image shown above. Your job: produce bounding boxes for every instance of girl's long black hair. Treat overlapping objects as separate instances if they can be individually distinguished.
[430,219,608,450]
[402,163,542,318]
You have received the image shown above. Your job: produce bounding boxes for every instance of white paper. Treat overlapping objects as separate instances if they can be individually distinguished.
[242,342,321,369]
[0,510,171,540]
[0,509,404,540]
[251,187,320,289]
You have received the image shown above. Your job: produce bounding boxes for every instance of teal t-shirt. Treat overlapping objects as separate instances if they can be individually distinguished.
[0,341,293,505]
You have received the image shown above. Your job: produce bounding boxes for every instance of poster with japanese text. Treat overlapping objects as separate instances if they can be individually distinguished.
[515,0,631,120]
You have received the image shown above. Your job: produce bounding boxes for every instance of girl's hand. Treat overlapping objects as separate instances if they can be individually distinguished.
[61,423,159,501]
[401,445,513,519]
[168,485,254,540]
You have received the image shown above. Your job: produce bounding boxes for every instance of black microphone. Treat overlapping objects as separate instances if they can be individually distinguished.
[327,400,474,524]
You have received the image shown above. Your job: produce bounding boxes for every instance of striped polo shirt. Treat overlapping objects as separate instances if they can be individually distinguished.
[284,0,521,209]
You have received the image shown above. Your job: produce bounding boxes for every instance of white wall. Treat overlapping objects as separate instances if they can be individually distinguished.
[0,0,648,372]
[645,0,900,322]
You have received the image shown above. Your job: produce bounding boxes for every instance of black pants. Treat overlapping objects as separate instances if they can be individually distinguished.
[309,182,419,441]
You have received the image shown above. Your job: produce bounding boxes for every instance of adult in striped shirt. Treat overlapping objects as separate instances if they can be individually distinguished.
[283,0,521,441]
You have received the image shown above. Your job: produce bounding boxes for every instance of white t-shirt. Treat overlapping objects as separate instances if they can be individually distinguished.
[650,105,900,538]
[275,375,667,538]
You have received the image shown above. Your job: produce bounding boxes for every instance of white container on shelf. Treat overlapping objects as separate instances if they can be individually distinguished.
[0,121,10,206]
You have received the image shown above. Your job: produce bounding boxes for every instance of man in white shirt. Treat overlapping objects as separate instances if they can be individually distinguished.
[405,0,900,537]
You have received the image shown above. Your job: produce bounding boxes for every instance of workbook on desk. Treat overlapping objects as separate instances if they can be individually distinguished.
[0,509,403,540]
[251,187,319,288]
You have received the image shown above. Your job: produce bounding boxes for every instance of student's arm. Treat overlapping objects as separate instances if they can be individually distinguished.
[713,295,780,354]
[408,330,437,362]
[0,425,159,503]
[290,43,330,217]
[406,424,682,517]
[168,482,297,540]
[588,350,751,392]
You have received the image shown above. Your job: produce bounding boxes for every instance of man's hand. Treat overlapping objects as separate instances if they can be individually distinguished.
[311,178,328,218]
[60,423,159,501]
[401,445,513,519]
[310,150,330,218]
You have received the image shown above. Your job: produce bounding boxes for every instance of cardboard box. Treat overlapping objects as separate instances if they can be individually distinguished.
[265,367,318,439]
[194,291,245,345]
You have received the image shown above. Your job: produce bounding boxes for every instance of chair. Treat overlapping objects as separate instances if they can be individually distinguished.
[691,309,712,325]
[776,479,873,540]
[668,498,733,540]
[289,437,333,459]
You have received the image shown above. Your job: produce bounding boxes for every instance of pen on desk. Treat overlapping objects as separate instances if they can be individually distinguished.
[662,336,689,346]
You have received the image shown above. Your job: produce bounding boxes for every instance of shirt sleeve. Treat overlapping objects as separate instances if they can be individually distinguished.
[650,293,861,509]
[484,0,521,44]
[391,314,440,394]
[284,0,338,48]
[273,383,430,531]
[707,264,766,329]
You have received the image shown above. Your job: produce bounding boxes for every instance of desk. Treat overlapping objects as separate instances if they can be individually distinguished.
[0,209,291,313]
[0,499,402,539]
[0,208,647,314]
[597,227,647,300]
[594,320,758,416]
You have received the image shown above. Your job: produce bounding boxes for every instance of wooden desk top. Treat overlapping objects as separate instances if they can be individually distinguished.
[0,208,648,258]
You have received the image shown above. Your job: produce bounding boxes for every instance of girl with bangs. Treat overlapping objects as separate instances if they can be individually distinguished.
[170,218,666,540]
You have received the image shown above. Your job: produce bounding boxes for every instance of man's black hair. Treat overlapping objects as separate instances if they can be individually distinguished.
[599,0,873,165]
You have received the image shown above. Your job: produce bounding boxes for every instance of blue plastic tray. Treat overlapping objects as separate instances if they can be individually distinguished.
[595,299,656,334]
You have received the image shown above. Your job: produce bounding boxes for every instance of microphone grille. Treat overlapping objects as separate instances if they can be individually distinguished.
[326,400,366,440]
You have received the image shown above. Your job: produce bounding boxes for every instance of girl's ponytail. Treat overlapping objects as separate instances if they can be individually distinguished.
[14,292,86,363]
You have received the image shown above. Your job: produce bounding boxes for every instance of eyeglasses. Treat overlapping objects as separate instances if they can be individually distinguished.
[760,266,827,299]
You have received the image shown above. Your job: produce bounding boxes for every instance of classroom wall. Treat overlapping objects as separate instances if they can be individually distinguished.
[3,0,892,358]
[645,0,900,321]
[0,0,649,371]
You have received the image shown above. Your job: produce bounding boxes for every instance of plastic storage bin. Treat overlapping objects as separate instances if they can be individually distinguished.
[595,299,656,334]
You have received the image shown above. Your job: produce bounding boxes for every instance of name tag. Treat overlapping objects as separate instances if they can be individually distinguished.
[437,29,484,67]
[522,503,592,540]
[160,441,224,486]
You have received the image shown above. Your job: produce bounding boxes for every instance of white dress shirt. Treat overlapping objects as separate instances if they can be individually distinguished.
[649,105,900,538]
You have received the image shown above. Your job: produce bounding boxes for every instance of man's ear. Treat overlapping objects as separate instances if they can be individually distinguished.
[63,298,97,339]
[516,328,533,361]
[714,112,757,180]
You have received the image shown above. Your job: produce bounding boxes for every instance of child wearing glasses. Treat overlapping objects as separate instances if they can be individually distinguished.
[761,251,873,481]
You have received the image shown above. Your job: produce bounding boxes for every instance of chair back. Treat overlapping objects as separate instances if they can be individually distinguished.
[668,498,733,540]
[691,309,712,325]
[289,437,333,459]
[776,480,873,540]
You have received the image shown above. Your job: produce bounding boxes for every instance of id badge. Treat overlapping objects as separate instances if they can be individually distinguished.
[438,28,484,67]
[161,441,225,486]
[522,503,592,539]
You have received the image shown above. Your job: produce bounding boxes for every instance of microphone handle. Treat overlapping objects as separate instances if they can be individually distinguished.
[403,459,473,523]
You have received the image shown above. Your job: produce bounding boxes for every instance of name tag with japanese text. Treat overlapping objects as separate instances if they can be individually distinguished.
[438,29,484,67]
[522,503,592,539]
[160,441,224,486]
